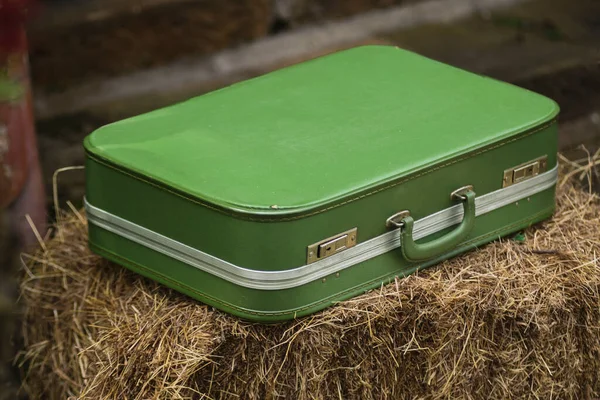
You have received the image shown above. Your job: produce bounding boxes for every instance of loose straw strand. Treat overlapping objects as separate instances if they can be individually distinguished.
[52,166,85,240]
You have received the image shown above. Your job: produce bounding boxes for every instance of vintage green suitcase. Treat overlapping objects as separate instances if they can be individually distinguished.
[84,45,560,322]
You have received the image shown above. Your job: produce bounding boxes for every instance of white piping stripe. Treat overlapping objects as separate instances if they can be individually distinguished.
[86,165,558,290]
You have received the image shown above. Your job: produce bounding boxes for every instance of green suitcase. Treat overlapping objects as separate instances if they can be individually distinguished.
[84,45,560,322]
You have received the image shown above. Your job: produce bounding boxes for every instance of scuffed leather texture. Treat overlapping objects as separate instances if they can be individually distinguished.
[400,190,475,262]
[84,45,559,215]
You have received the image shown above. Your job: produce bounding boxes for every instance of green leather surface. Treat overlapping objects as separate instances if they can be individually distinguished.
[84,45,558,217]
[401,190,475,262]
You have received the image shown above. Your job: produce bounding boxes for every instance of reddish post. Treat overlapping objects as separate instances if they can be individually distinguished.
[0,0,46,249]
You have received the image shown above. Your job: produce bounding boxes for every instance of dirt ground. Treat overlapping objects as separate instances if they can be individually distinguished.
[0,211,22,400]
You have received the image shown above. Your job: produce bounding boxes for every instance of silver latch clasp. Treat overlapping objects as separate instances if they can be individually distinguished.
[307,228,358,264]
[503,156,548,188]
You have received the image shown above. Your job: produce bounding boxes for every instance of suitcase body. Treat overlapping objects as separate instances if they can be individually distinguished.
[84,46,559,322]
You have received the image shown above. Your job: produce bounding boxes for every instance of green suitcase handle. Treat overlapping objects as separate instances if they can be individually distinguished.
[387,186,476,262]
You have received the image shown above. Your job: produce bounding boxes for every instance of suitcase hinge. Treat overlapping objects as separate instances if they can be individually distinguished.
[307,228,357,264]
[502,156,548,188]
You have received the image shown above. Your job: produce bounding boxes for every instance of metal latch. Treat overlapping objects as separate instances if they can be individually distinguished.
[502,156,548,188]
[307,228,357,264]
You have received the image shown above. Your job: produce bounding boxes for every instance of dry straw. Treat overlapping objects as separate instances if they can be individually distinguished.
[17,153,600,399]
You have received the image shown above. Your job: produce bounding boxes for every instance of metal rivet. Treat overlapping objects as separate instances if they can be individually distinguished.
[270,205,279,209]
[336,273,340,278]
[527,197,531,202]
[350,236,355,241]
[309,251,314,256]
[322,278,326,283]
[515,202,519,206]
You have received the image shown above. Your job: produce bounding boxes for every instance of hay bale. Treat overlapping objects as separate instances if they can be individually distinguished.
[18,162,600,399]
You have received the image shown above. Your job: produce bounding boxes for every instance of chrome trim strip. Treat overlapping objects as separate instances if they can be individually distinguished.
[86,165,558,290]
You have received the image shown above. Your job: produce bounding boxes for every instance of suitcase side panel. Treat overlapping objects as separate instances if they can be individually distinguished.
[87,186,555,322]
[85,122,558,273]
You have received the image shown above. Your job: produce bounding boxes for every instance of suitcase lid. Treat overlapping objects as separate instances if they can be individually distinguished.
[84,45,559,218]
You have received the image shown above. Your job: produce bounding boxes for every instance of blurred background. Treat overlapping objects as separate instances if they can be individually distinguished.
[1,0,599,397]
